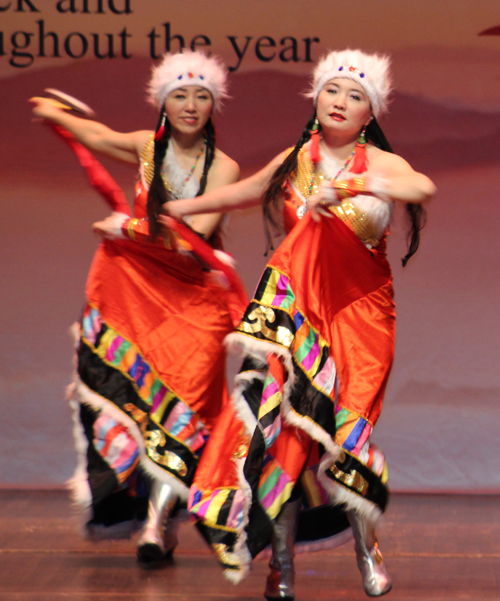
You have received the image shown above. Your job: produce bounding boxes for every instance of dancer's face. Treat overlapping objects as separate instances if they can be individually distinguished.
[164,86,214,135]
[316,78,372,137]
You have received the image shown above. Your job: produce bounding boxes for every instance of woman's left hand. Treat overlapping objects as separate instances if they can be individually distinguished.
[306,182,340,222]
[92,211,130,239]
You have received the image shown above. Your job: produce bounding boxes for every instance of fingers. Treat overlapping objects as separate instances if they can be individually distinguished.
[309,205,333,223]
[91,213,128,239]
[92,220,112,238]
[158,215,172,228]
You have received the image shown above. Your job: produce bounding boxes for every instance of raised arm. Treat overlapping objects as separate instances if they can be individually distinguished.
[164,151,288,222]
[30,96,150,165]
[365,150,436,204]
[307,147,435,220]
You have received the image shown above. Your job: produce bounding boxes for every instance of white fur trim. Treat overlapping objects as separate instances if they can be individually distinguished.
[225,332,295,388]
[308,49,392,118]
[231,370,264,436]
[148,50,228,111]
[220,330,382,576]
[222,455,253,584]
[70,374,189,502]
[66,387,93,535]
[317,453,382,526]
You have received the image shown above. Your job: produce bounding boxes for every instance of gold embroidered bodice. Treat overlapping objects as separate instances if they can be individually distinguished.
[140,135,156,187]
[290,147,389,248]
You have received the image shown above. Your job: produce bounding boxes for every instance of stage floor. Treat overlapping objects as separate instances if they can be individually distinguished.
[0,490,498,600]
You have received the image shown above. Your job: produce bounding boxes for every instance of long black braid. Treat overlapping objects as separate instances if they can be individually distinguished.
[147,108,172,238]
[147,111,217,239]
[262,113,426,265]
[197,117,216,197]
[366,118,427,267]
[263,112,318,249]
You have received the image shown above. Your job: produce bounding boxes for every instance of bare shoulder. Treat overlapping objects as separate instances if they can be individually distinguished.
[212,148,240,183]
[367,145,414,174]
[131,130,154,156]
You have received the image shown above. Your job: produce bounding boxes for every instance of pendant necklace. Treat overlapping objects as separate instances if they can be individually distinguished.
[171,139,206,200]
[297,142,356,218]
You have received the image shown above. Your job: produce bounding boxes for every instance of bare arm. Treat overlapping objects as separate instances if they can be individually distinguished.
[93,152,243,241]
[307,148,436,220]
[30,97,150,164]
[164,151,287,221]
[187,150,241,238]
[366,150,436,204]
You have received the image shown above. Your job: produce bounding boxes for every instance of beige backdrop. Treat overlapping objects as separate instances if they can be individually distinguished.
[0,0,499,491]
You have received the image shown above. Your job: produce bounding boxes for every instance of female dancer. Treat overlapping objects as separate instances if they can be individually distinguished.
[30,50,241,563]
[162,49,435,597]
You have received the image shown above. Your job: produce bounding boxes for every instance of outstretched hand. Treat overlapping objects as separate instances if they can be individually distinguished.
[92,212,130,239]
[29,96,69,122]
[306,182,340,223]
[162,200,185,221]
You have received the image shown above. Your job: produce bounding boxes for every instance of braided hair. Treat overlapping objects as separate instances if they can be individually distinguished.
[262,114,426,265]
[147,110,217,238]
[366,119,426,266]
[262,112,318,249]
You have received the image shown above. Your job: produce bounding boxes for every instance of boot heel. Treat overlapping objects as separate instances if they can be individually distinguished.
[347,509,392,597]
[137,480,178,564]
[263,498,301,601]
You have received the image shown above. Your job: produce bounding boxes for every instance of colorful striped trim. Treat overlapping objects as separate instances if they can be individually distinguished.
[258,269,296,309]
[334,405,387,479]
[258,372,282,449]
[81,305,208,452]
[189,486,245,532]
[93,414,140,485]
[257,455,294,520]
[251,268,337,400]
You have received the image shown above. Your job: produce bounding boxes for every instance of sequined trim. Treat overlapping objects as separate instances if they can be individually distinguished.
[139,135,178,196]
[140,136,156,187]
[290,147,382,247]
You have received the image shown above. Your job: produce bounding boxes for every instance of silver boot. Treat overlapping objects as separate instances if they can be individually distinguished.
[347,509,392,597]
[137,479,179,563]
[264,498,301,601]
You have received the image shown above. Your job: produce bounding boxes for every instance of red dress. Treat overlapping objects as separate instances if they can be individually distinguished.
[188,147,396,581]
[69,137,245,534]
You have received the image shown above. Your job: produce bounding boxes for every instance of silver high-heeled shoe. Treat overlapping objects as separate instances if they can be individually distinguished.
[137,479,179,563]
[347,509,392,597]
[264,498,301,601]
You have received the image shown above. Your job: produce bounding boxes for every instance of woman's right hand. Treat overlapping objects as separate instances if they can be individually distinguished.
[162,200,186,221]
[92,212,130,239]
[29,97,66,122]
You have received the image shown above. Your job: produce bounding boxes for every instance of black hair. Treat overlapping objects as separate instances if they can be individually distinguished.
[146,110,217,238]
[366,119,427,267]
[262,112,318,250]
[262,114,427,265]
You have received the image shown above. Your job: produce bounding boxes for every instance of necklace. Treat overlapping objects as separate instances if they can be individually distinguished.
[307,145,356,196]
[298,144,356,218]
[171,139,206,200]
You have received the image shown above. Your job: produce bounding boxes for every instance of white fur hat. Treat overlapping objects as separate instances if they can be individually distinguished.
[148,50,228,111]
[308,49,392,118]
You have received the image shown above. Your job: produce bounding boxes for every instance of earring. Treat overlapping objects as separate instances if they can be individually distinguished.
[154,112,167,141]
[309,118,321,165]
[358,126,367,145]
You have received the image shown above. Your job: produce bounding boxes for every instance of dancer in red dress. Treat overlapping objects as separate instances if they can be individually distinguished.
[164,49,435,597]
[30,50,244,563]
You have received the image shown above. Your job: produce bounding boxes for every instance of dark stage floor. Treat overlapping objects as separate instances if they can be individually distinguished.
[0,490,499,600]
